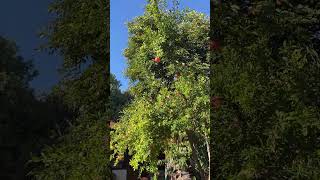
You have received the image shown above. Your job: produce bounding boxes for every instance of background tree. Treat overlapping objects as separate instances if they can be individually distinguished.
[110,0,210,179]
[211,0,320,179]
[109,74,132,121]
[29,74,128,180]
[0,36,70,179]
[0,36,38,179]
[28,0,112,179]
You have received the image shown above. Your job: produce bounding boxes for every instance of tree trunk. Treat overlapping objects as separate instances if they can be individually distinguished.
[205,135,210,180]
[186,130,209,180]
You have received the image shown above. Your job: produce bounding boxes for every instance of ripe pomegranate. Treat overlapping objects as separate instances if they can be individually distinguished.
[153,57,161,63]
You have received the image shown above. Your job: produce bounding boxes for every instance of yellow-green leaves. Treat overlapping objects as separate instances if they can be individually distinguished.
[112,0,210,176]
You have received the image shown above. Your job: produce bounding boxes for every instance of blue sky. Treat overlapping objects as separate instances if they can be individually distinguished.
[0,1,208,94]
[111,0,209,91]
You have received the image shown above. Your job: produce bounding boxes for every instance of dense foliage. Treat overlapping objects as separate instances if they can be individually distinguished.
[211,0,320,179]
[4,0,320,179]
[111,0,210,179]
[29,67,111,179]
[40,0,109,71]
[0,36,67,179]
[28,0,113,179]
[0,36,37,179]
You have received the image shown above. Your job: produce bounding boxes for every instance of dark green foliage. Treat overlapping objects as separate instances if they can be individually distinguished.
[28,73,128,180]
[211,1,320,179]
[27,63,110,179]
[40,0,109,71]
[0,36,71,179]
[0,37,38,89]
[29,114,110,179]
[27,0,113,179]
[0,36,38,179]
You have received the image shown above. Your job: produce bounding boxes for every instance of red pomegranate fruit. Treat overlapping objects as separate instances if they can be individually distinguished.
[153,57,161,63]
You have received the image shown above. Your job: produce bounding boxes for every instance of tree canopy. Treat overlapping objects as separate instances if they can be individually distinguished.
[111,0,210,179]
[210,0,320,179]
[3,0,320,179]
[0,36,41,179]
[28,0,113,179]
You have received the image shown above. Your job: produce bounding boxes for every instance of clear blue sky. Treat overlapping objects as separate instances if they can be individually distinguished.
[111,0,209,91]
[0,1,208,94]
